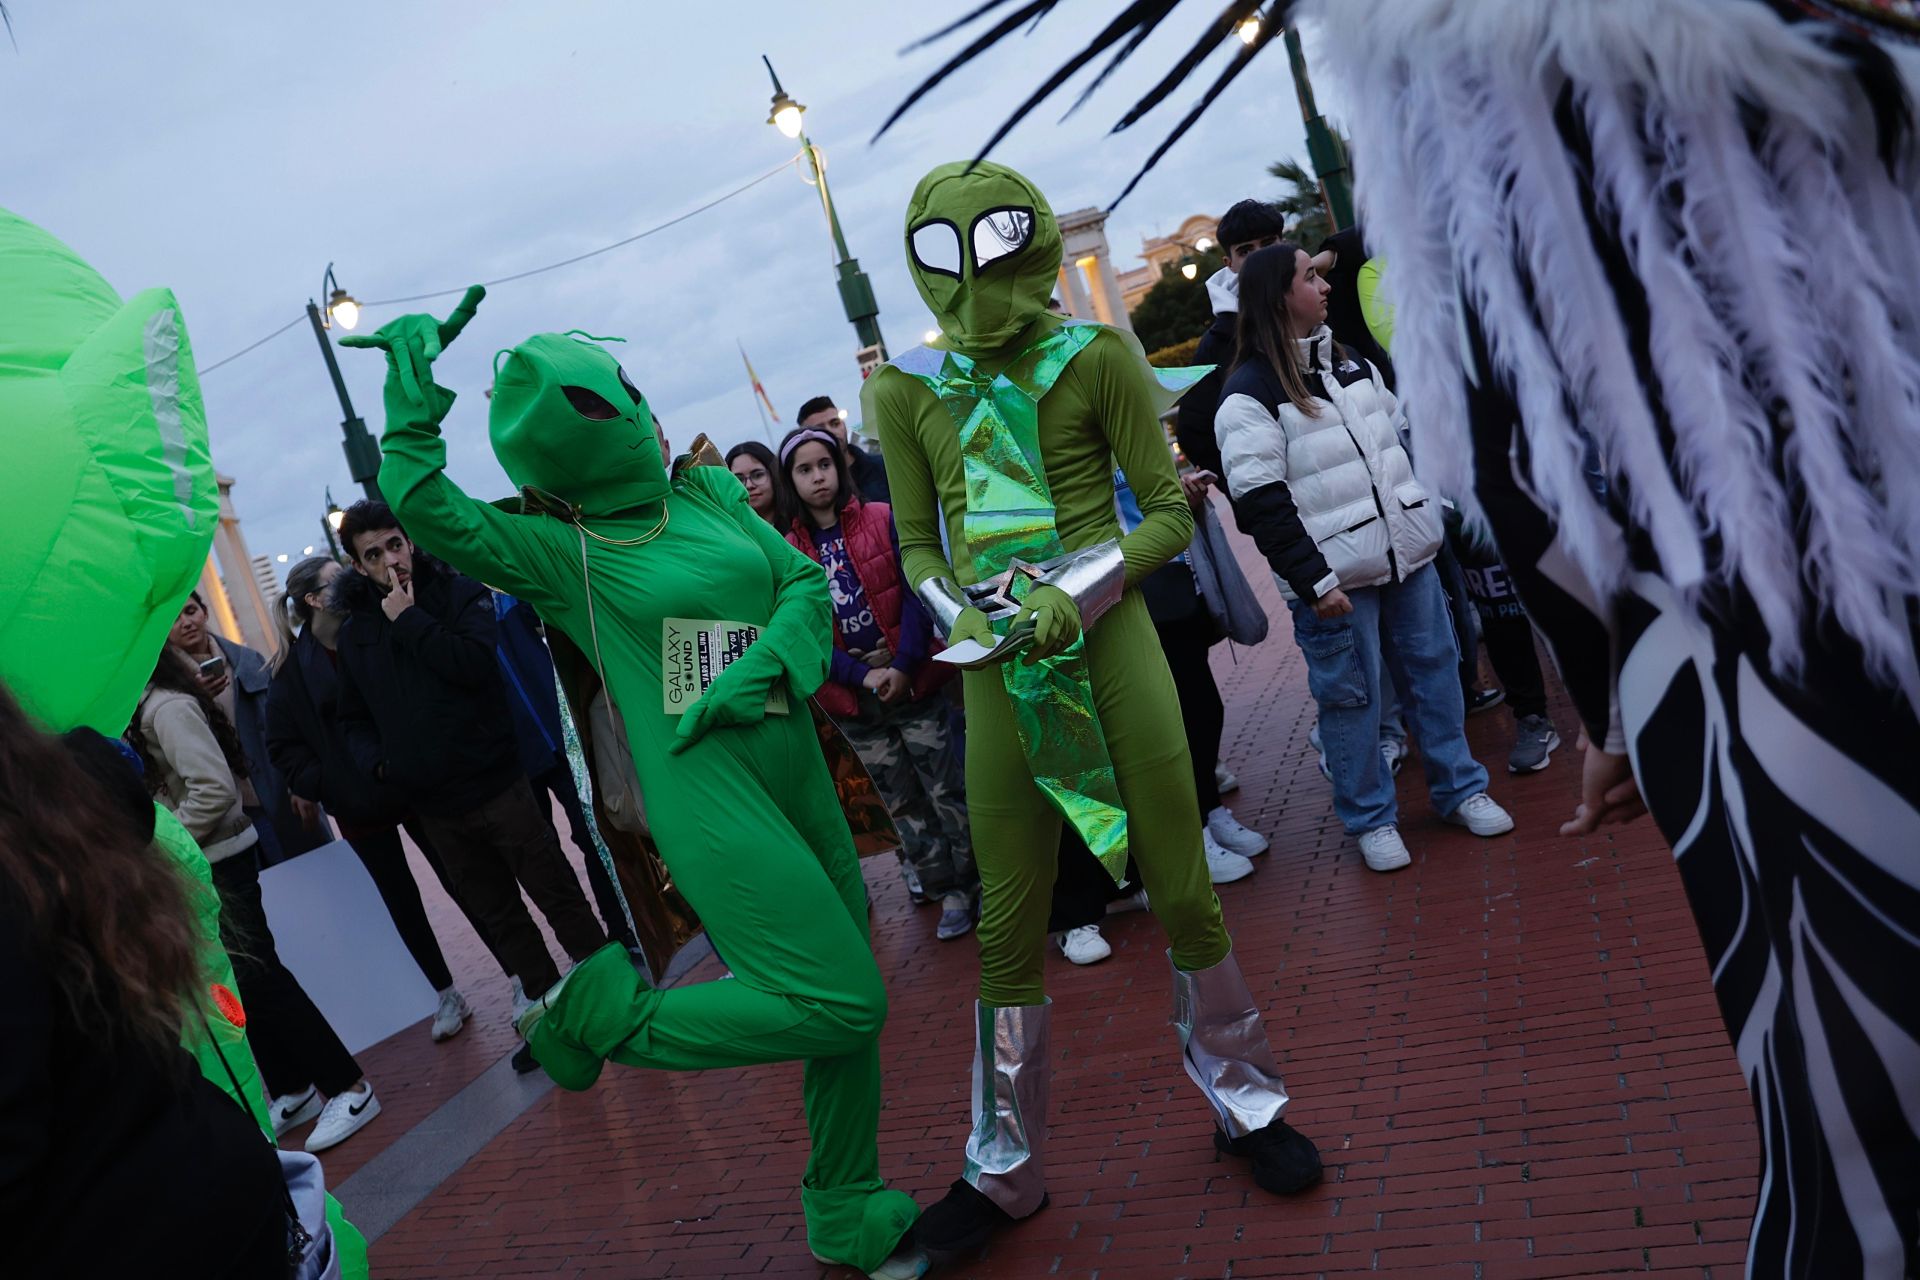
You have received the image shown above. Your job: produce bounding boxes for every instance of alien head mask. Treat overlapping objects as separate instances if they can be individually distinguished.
[489,333,669,518]
[905,161,1063,356]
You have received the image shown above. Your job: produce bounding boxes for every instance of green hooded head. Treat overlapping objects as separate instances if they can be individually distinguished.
[905,161,1062,355]
[488,333,669,517]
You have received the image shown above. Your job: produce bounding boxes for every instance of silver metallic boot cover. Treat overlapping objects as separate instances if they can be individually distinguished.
[962,1000,1051,1218]
[1170,949,1290,1139]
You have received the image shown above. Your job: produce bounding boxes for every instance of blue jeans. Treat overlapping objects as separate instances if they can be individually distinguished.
[1289,563,1489,834]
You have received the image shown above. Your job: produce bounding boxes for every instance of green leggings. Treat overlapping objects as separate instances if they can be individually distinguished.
[966,590,1233,1006]
[526,710,916,1272]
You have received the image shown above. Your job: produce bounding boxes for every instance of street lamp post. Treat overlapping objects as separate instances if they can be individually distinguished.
[1281,25,1354,231]
[307,263,382,502]
[764,56,889,377]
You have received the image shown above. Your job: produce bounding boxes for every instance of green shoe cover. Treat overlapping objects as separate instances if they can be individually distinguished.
[801,1182,921,1275]
[523,942,648,1091]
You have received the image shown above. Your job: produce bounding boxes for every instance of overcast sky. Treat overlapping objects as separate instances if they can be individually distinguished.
[2,2,1325,571]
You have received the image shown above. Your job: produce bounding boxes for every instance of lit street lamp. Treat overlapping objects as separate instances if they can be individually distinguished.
[764,56,889,378]
[307,263,382,502]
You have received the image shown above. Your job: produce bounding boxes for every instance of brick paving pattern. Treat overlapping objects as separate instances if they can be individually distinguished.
[328,527,1759,1277]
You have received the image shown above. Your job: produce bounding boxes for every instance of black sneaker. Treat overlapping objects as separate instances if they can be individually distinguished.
[511,1044,540,1075]
[1215,1120,1324,1194]
[912,1178,1044,1262]
[1464,686,1506,716]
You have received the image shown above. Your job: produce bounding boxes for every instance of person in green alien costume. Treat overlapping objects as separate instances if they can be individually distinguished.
[340,289,927,1280]
[860,162,1325,1259]
[0,206,369,1279]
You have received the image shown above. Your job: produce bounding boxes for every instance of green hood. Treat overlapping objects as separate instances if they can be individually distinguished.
[489,333,669,518]
[904,161,1062,356]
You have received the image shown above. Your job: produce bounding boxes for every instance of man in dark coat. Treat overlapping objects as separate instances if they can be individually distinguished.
[333,500,604,1004]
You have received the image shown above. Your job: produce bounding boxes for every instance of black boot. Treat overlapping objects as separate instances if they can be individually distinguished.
[1215,1119,1323,1194]
[912,1179,1045,1261]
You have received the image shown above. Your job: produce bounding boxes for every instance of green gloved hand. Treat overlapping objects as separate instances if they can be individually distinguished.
[946,606,995,650]
[340,285,486,427]
[670,645,781,755]
[1016,584,1081,664]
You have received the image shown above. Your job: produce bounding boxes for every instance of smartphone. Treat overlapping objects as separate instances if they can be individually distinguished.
[198,654,228,680]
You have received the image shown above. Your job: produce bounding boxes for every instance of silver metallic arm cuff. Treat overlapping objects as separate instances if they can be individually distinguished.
[1036,538,1127,630]
[915,575,971,636]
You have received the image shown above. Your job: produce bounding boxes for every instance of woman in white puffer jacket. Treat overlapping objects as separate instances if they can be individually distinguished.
[1213,243,1511,872]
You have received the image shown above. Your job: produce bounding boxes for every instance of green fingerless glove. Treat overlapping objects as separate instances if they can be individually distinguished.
[1016,584,1082,663]
[946,606,996,650]
[669,645,782,755]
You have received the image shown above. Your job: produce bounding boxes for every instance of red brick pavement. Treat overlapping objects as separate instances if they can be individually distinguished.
[335,529,1759,1278]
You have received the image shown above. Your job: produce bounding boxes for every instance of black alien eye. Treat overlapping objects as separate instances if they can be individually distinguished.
[561,385,622,421]
[616,366,644,406]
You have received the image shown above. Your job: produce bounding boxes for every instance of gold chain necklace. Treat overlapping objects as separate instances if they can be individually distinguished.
[573,504,669,547]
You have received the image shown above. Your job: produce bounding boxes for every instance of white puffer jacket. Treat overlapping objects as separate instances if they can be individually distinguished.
[1214,327,1443,600]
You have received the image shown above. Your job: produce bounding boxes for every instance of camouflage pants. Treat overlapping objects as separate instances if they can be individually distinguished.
[839,693,976,899]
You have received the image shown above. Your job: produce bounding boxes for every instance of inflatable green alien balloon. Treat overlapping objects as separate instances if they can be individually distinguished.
[0,207,219,735]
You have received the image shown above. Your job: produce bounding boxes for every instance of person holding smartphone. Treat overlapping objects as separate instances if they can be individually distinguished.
[167,591,322,864]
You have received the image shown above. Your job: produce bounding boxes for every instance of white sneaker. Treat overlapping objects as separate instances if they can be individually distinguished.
[1106,886,1150,915]
[1382,738,1408,777]
[1444,792,1515,837]
[304,1083,379,1152]
[508,975,530,1027]
[1056,925,1112,966]
[1357,825,1412,872]
[1310,724,1332,780]
[268,1086,323,1138]
[1207,806,1269,857]
[1204,830,1255,884]
[1215,763,1239,793]
[430,988,470,1043]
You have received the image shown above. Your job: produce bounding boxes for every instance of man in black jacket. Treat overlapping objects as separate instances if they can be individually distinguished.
[1173,198,1289,490]
[332,501,604,1004]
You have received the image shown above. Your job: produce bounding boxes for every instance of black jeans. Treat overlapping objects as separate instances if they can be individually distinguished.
[343,824,456,993]
[529,760,633,944]
[210,851,362,1098]
[418,778,606,999]
[1479,611,1549,719]
[1155,604,1226,817]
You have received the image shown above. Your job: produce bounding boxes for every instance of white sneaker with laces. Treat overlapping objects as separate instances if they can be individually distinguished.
[1204,830,1255,884]
[430,988,470,1042]
[1206,806,1270,857]
[268,1086,323,1139]
[1382,738,1408,777]
[508,976,530,1027]
[305,1083,379,1153]
[1357,825,1412,872]
[1214,762,1239,793]
[1106,887,1150,915]
[1444,792,1516,837]
[1056,925,1112,966]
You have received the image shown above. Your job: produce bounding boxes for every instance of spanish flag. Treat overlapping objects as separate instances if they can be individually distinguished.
[739,341,779,431]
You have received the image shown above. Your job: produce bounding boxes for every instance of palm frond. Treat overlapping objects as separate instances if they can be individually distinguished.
[1,4,15,52]
[883,0,1286,208]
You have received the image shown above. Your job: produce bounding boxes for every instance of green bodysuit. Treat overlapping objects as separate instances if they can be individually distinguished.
[345,298,915,1273]
[863,168,1231,1008]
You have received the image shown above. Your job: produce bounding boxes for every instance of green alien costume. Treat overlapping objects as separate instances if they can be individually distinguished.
[343,293,919,1276]
[860,163,1321,1243]
[0,206,367,1278]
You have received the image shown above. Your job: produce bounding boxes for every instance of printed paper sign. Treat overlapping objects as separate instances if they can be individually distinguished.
[662,618,788,716]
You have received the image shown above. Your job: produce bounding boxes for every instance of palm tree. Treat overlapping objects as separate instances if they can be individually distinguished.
[1267,156,1331,247]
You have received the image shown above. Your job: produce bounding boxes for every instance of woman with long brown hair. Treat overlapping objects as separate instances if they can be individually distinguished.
[1213,243,1511,874]
[0,679,287,1277]
[131,644,381,1153]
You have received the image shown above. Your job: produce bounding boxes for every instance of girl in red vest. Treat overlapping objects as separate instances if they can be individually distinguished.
[780,427,979,942]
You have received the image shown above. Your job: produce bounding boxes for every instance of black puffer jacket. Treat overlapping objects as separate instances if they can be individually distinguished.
[331,554,521,814]
[267,628,408,826]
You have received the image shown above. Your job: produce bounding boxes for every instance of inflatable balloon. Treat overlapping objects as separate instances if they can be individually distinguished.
[0,206,217,736]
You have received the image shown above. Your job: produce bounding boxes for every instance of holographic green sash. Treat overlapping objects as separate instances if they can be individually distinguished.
[897,324,1130,881]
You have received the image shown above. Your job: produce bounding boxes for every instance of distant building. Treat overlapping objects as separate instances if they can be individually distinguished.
[196,472,286,661]
[1116,214,1220,313]
[1052,211,1222,324]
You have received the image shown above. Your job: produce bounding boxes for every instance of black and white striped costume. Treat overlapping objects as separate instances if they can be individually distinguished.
[1319,4,1920,1272]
